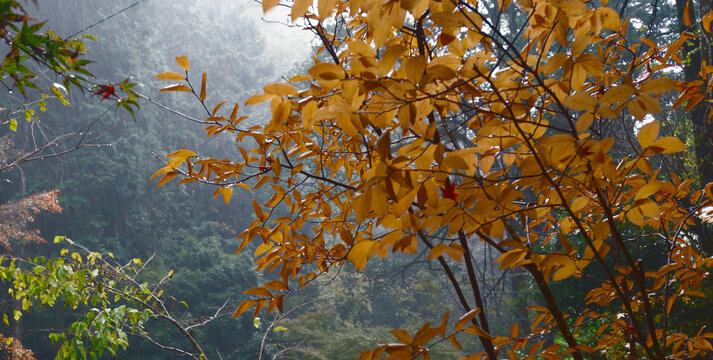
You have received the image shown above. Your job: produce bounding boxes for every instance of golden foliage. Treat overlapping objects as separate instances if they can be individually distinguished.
[153,1,713,359]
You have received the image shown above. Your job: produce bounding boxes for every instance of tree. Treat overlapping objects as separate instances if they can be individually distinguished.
[0,236,221,360]
[153,0,713,359]
[0,0,139,176]
[0,189,61,251]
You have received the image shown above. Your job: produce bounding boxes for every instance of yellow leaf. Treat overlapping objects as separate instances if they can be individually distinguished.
[230,102,240,123]
[463,325,494,339]
[348,240,376,271]
[200,72,207,101]
[317,0,336,20]
[288,74,311,82]
[427,243,449,260]
[291,0,311,21]
[167,148,197,158]
[637,121,659,148]
[301,100,317,130]
[649,136,686,154]
[255,242,274,257]
[404,56,426,84]
[308,63,345,82]
[339,227,355,246]
[541,53,567,76]
[552,264,577,281]
[244,287,272,297]
[570,196,589,213]
[264,83,299,97]
[564,92,595,111]
[400,0,427,16]
[245,93,275,105]
[160,84,192,92]
[632,198,660,219]
[175,56,190,71]
[233,300,257,318]
[576,113,594,134]
[593,222,610,241]
[445,244,464,262]
[222,187,233,205]
[666,293,677,315]
[263,280,288,291]
[627,99,647,121]
[390,329,412,344]
[497,249,527,270]
[155,72,185,80]
[594,7,621,31]
[442,152,470,170]
[599,84,634,106]
[637,95,661,114]
[455,308,481,332]
[212,101,226,115]
[510,324,519,338]
[156,171,179,188]
[263,0,280,12]
[636,182,664,200]
[253,199,264,221]
[703,11,713,33]
[640,78,676,95]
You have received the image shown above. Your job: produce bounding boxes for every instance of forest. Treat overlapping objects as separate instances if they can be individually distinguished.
[1,0,713,359]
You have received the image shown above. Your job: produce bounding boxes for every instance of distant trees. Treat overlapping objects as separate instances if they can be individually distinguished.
[0,0,137,255]
[154,0,713,359]
[0,189,60,251]
[0,2,208,359]
[0,2,285,359]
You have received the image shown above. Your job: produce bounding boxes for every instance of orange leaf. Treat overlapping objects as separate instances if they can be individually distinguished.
[160,84,191,92]
[427,243,449,260]
[253,199,264,221]
[244,287,272,297]
[263,0,280,12]
[156,171,179,188]
[155,72,185,80]
[291,0,311,21]
[564,92,595,111]
[455,308,481,332]
[200,72,207,101]
[175,56,190,71]
[637,121,659,148]
[221,187,232,205]
[347,240,376,271]
[232,300,257,318]
[263,280,288,291]
[649,136,686,154]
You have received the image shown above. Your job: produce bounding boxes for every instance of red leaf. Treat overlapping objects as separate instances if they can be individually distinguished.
[440,183,458,200]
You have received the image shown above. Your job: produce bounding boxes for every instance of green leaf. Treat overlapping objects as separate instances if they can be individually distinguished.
[81,34,97,41]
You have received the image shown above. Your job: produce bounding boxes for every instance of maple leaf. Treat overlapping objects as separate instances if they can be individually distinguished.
[440,182,458,200]
[93,84,117,101]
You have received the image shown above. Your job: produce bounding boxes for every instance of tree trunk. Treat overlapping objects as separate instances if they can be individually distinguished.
[677,0,713,254]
